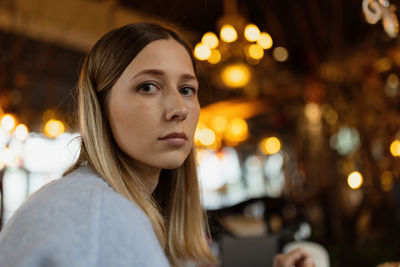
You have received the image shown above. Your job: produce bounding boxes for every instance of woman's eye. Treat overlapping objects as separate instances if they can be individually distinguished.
[179,87,197,96]
[138,83,158,93]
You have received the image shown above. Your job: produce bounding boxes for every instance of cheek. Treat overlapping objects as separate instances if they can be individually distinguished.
[187,102,200,134]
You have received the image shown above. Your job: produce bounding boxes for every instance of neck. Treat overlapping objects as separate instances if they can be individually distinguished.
[133,162,161,194]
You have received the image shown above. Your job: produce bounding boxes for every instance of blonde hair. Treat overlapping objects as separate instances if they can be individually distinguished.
[65,22,217,266]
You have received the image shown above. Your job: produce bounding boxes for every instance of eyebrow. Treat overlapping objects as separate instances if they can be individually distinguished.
[130,69,198,83]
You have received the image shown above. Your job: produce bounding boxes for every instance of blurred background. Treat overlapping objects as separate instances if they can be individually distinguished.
[1,0,400,266]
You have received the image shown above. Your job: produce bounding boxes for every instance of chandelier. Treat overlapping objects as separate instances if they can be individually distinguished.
[193,0,288,90]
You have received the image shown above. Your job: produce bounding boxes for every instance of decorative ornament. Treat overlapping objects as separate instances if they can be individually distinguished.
[362,0,399,38]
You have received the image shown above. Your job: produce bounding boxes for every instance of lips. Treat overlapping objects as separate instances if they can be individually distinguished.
[159,132,187,140]
[158,132,188,146]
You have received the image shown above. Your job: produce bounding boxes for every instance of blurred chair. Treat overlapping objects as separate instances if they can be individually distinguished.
[220,233,279,267]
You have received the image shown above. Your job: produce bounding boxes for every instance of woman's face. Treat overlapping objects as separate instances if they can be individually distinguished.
[108,39,200,170]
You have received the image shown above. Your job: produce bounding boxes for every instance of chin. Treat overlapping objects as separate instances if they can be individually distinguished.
[158,154,188,169]
[160,160,186,170]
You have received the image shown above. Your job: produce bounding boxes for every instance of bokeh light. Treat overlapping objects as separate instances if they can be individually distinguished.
[207,49,221,64]
[202,32,219,49]
[225,118,249,143]
[194,43,211,60]
[244,24,260,42]
[1,114,16,132]
[44,119,65,138]
[347,171,363,189]
[260,137,282,155]
[273,46,289,62]
[257,32,273,49]
[390,140,400,157]
[221,63,251,88]
[14,124,29,142]
[247,44,264,60]
[220,24,237,43]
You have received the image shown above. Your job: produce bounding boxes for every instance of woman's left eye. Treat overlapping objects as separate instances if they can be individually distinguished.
[179,87,197,96]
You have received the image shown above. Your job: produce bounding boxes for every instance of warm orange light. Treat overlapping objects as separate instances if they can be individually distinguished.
[247,44,264,60]
[257,32,273,49]
[199,128,216,147]
[14,124,29,141]
[221,63,251,88]
[225,118,248,143]
[381,171,394,192]
[220,24,237,43]
[202,32,219,49]
[1,114,16,132]
[347,171,363,189]
[390,140,400,157]
[207,49,221,64]
[194,43,211,60]
[260,137,281,155]
[244,24,260,42]
[211,115,228,133]
[305,102,321,123]
[44,119,65,138]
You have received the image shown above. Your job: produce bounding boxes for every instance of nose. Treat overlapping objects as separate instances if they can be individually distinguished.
[165,90,189,121]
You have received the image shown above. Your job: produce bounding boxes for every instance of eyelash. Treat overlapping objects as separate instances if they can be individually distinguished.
[136,82,198,96]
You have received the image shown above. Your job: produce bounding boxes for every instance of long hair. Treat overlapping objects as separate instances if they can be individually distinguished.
[64,22,217,266]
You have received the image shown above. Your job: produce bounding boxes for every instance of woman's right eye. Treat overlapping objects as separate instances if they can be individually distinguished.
[137,83,158,94]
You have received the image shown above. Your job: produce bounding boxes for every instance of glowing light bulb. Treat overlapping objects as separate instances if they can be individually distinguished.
[390,140,400,157]
[257,32,273,49]
[247,44,264,60]
[220,24,237,43]
[44,119,65,138]
[14,124,29,141]
[244,24,260,42]
[194,43,211,60]
[201,32,219,49]
[207,49,221,64]
[225,118,248,143]
[260,137,281,155]
[347,171,363,189]
[199,128,216,147]
[221,63,251,88]
[1,114,16,132]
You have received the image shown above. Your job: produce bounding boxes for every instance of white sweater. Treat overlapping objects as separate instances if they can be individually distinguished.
[0,165,170,267]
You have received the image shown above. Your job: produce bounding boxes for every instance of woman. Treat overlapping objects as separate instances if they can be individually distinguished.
[0,22,313,267]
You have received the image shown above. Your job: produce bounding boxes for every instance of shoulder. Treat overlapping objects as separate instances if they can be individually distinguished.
[1,165,151,235]
[0,165,169,267]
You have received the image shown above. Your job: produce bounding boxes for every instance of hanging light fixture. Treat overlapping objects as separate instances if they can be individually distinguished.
[193,0,285,90]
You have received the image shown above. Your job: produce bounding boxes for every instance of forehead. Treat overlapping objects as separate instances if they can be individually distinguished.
[125,39,195,75]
